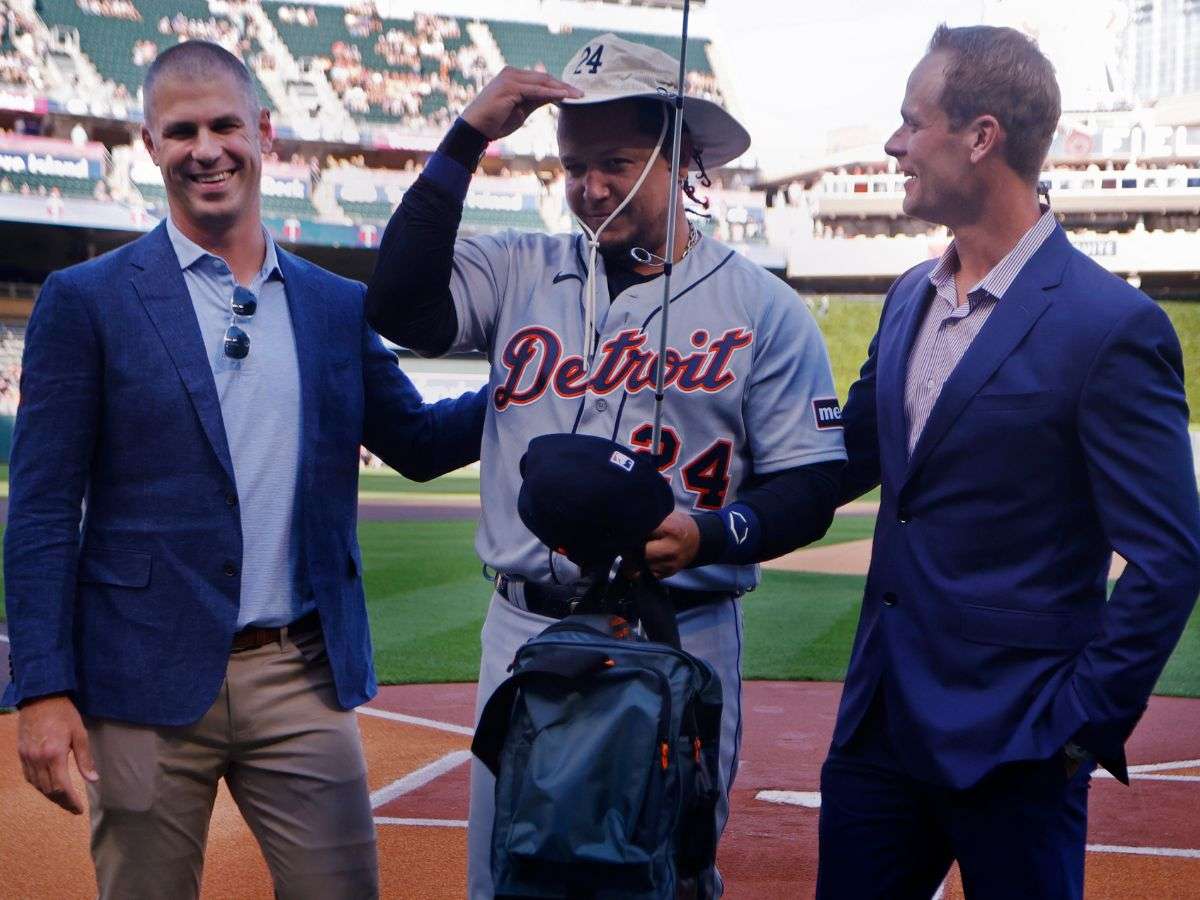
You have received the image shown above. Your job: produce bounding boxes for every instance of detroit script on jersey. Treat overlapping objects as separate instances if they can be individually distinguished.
[493,325,754,409]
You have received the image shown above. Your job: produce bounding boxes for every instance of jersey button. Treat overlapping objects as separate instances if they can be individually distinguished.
[225,491,238,507]
[223,561,238,578]
[882,592,898,607]
[594,398,608,412]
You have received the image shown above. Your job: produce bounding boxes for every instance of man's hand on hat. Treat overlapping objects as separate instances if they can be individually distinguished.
[461,67,583,141]
[643,511,700,580]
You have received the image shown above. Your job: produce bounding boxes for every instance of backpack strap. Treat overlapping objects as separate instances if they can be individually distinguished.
[471,647,615,775]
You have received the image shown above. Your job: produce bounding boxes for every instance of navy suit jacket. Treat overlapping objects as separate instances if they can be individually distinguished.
[836,225,1200,788]
[2,222,486,724]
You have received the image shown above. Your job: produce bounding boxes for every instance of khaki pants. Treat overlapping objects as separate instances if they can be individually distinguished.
[85,627,379,900]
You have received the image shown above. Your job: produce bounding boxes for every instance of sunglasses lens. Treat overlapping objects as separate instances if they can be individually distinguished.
[224,325,250,359]
[232,286,257,317]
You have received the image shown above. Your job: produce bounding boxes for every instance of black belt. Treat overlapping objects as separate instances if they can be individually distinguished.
[231,610,321,653]
[495,575,734,620]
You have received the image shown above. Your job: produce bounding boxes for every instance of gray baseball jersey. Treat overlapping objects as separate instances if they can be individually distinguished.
[450,229,846,591]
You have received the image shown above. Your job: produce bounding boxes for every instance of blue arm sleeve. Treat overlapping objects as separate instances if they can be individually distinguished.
[364,118,486,355]
[691,459,843,566]
[360,292,487,482]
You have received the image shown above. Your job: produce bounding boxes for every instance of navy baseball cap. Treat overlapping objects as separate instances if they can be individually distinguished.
[518,433,674,567]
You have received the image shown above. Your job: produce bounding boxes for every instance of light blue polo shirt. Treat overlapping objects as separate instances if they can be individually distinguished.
[166,217,311,628]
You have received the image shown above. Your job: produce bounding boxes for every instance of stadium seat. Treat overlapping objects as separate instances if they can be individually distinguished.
[486,20,713,80]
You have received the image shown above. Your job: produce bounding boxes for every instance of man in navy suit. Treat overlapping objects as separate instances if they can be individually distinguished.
[818,25,1200,900]
[4,41,484,898]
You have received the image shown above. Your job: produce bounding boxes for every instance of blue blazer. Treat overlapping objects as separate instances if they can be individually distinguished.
[836,225,1200,788]
[2,223,486,724]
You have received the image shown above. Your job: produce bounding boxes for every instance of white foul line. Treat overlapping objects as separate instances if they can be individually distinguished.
[369,749,473,810]
[374,817,468,828]
[357,704,475,737]
[1094,758,1200,781]
[1087,844,1200,859]
[1127,758,1200,774]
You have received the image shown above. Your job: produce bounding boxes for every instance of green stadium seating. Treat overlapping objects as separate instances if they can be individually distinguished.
[261,193,319,218]
[37,0,273,110]
[418,90,448,117]
[10,172,97,199]
[486,20,712,78]
[341,196,542,232]
[339,198,394,222]
[461,206,545,231]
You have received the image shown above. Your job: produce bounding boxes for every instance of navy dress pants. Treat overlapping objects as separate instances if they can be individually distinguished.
[817,697,1092,900]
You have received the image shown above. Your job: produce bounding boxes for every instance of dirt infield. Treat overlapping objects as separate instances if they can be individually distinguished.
[2,681,1199,898]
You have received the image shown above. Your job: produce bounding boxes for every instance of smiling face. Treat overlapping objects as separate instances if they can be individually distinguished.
[885,51,982,228]
[557,100,681,264]
[141,68,271,239]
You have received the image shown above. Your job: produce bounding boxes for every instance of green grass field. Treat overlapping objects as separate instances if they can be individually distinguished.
[2,514,1198,696]
[358,469,482,494]
[356,516,873,684]
[352,517,1200,695]
[811,297,1200,423]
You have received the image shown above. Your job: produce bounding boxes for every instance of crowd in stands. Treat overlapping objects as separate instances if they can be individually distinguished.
[2,3,45,90]
[132,38,157,66]
[77,0,141,22]
[0,52,32,87]
[299,9,488,127]
[0,325,23,417]
[276,5,318,27]
[155,13,245,55]
[684,70,722,103]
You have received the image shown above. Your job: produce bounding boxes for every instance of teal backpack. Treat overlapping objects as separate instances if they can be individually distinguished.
[472,617,724,899]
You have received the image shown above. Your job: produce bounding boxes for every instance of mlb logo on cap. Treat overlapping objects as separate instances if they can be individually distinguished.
[518,433,674,567]
[610,450,635,472]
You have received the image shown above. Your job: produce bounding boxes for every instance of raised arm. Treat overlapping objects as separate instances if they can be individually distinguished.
[365,68,581,355]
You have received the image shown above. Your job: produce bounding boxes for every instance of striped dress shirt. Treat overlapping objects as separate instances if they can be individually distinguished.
[904,208,1057,453]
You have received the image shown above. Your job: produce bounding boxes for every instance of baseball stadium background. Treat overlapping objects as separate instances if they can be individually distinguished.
[0,0,1199,895]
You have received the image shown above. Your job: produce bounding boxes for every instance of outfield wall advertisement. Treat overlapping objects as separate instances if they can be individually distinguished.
[0,135,105,182]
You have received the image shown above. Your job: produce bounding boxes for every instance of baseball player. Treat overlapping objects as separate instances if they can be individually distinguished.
[367,35,847,898]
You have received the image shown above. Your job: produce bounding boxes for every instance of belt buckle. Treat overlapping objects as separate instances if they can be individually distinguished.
[497,573,528,611]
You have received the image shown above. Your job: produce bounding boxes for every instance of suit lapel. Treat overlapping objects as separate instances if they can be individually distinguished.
[900,227,1070,492]
[277,250,321,496]
[130,224,236,484]
[878,272,934,486]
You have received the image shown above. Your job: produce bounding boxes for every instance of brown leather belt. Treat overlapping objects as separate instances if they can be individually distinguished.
[231,610,321,653]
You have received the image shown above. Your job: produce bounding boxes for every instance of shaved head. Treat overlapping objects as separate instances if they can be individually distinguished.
[143,40,258,125]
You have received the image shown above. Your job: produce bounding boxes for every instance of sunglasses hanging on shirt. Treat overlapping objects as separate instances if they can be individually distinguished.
[223,285,258,360]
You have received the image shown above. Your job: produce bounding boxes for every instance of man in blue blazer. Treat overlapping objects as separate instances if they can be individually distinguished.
[4,42,484,898]
[818,26,1200,900]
